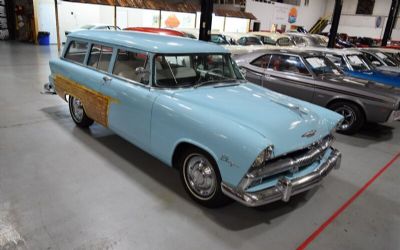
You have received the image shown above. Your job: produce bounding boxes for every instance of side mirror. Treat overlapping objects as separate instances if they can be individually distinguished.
[135,67,149,75]
[239,68,247,78]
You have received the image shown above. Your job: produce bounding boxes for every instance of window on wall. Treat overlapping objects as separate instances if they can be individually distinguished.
[356,0,375,15]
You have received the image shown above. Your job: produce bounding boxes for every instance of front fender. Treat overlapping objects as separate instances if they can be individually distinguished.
[150,94,269,186]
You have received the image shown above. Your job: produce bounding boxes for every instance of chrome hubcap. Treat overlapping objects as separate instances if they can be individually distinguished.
[184,154,217,200]
[335,106,355,130]
[71,97,84,122]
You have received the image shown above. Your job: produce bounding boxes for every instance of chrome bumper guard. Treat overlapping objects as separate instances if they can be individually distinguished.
[41,82,56,95]
[221,148,341,207]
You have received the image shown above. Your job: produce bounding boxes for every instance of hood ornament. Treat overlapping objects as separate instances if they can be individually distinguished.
[302,129,317,138]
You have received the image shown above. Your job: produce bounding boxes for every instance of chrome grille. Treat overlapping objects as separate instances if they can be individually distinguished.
[239,135,334,191]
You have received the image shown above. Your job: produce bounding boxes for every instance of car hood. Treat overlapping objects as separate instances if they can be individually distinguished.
[170,83,342,155]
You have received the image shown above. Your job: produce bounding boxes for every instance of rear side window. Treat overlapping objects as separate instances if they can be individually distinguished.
[88,44,113,72]
[250,54,271,69]
[113,49,149,84]
[268,54,310,75]
[64,41,88,64]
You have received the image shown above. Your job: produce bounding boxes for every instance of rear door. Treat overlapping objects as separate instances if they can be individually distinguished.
[99,48,158,151]
[262,54,315,102]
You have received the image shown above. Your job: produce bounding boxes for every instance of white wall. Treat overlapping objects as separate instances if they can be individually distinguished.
[246,0,328,31]
[324,0,400,40]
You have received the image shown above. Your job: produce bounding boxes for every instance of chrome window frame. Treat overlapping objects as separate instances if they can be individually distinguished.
[266,53,314,79]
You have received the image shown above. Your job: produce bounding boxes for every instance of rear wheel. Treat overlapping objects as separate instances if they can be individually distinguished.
[328,101,365,135]
[179,148,231,208]
[68,96,94,128]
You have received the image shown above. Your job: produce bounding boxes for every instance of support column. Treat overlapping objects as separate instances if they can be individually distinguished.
[54,0,61,52]
[114,5,117,29]
[199,0,213,41]
[381,0,399,46]
[328,0,343,48]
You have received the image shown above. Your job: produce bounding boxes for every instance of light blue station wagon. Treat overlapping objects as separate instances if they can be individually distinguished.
[46,30,343,207]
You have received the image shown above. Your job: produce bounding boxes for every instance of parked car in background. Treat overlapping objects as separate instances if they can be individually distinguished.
[64,24,120,36]
[358,48,400,73]
[46,30,343,208]
[236,49,400,134]
[285,33,327,47]
[307,48,400,88]
[251,32,295,47]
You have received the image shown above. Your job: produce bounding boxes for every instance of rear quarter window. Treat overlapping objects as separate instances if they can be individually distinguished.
[64,41,88,64]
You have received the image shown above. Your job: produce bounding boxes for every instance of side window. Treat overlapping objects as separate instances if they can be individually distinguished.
[261,36,276,45]
[64,41,88,64]
[277,37,291,47]
[326,54,347,69]
[364,53,383,66]
[237,37,246,46]
[250,54,271,69]
[88,44,113,72]
[268,54,310,75]
[112,49,149,85]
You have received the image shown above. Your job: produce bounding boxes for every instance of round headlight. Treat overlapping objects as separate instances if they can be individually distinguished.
[252,145,274,168]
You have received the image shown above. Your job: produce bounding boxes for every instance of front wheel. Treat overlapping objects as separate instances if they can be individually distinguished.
[328,101,365,135]
[179,148,231,208]
[68,96,94,128]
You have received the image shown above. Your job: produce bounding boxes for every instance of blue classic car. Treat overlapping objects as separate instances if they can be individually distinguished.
[306,48,400,88]
[46,30,343,207]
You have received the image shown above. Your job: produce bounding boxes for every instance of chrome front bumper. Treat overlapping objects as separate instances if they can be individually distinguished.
[221,148,341,207]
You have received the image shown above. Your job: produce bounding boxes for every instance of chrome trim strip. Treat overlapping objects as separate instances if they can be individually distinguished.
[222,148,341,207]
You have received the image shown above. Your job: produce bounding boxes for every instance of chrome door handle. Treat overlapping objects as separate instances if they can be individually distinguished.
[103,76,112,83]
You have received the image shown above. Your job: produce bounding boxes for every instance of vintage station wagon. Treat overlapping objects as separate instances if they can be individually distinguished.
[46,30,343,207]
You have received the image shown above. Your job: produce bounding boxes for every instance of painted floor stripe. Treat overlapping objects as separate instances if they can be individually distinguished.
[297,151,400,250]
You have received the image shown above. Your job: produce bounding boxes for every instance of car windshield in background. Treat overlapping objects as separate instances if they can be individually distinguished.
[346,54,371,71]
[375,52,398,66]
[154,54,244,88]
[258,36,276,45]
[81,25,96,30]
[210,35,229,45]
[305,56,342,76]
[305,36,327,47]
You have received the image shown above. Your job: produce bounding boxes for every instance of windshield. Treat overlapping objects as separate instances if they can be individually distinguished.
[346,54,371,71]
[304,56,342,76]
[154,54,244,88]
[258,36,276,45]
[305,36,327,47]
[210,35,229,45]
[80,25,95,30]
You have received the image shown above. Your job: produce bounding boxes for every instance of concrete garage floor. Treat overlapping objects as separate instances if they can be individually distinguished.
[0,41,399,250]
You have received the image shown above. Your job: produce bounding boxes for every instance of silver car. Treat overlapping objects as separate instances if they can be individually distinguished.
[358,48,400,73]
[236,49,400,134]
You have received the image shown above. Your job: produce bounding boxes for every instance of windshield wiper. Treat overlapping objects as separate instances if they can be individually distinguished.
[194,78,240,89]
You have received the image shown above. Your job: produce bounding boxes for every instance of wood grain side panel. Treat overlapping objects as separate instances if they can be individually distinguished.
[54,75,113,127]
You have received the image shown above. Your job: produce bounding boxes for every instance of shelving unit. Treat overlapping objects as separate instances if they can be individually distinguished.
[0,0,9,40]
